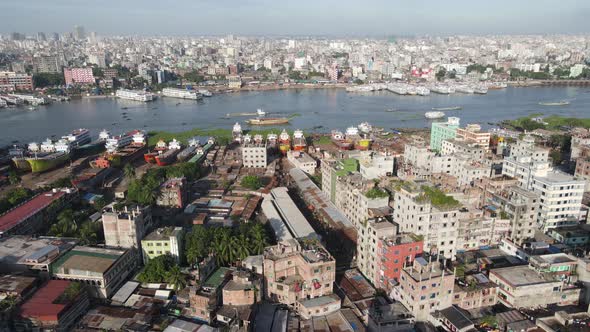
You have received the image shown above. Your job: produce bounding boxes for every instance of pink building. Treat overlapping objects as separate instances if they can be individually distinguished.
[64,67,95,85]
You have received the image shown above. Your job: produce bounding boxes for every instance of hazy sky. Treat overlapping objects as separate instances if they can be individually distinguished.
[1,0,589,36]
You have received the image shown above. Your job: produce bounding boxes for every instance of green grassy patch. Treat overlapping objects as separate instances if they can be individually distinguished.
[507,115,590,131]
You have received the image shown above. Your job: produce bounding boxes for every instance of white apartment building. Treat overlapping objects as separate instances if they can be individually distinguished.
[398,143,435,180]
[503,135,584,231]
[392,182,461,260]
[358,151,396,180]
[532,172,585,231]
[334,172,390,231]
[287,150,317,174]
[241,138,267,168]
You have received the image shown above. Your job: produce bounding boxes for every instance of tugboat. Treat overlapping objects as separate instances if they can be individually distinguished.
[292,130,306,151]
[279,129,291,155]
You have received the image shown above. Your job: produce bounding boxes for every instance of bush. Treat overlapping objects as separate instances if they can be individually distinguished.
[241,175,262,190]
[365,188,389,199]
[417,186,460,209]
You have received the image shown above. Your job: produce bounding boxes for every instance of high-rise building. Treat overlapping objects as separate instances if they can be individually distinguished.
[74,25,85,40]
[36,32,46,42]
[33,56,61,73]
[430,117,460,152]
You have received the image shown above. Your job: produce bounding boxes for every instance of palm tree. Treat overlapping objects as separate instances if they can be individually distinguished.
[234,234,251,261]
[123,163,136,180]
[249,223,268,255]
[166,265,187,291]
[212,230,231,265]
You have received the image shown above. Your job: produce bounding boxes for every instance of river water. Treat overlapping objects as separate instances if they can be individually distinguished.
[1,86,589,146]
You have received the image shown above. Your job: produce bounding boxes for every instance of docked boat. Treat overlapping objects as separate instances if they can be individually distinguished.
[177,138,200,162]
[246,117,290,125]
[425,111,446,119]
[455,85,474,94]
[488,82,508,90]
[358,122,372,134]
[539,101,570,106]
[292,130,306,151]
[331,130,353,150]
[116,89,155,102]
[27,151,70,173]
[256,109,266,116]
[0,99,7,108]
[63,128,92,147]
[10,145,31,171]
[432,106,462,111]
[233,122,243,142]
[162,88,202,100]
[144,139,168,164]
[279,130,291,155]
[198,89,212,97]
[155,148,180,166]
[474,85,488,94]
[105,131,135,153]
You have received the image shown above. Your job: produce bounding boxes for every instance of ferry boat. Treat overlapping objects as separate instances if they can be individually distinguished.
[162,88,202,100]
[292,130,306,151]
[62,128,92,147]
[279,130,291,155]
[331,130,353,150]
[425,111,446,119]
[455,85,474,94]
[415,86,431,96]
[105,131,135,153]
[432,106,462,111]
[474,85,488,94]
[177,137,200,162]
[246,117,290,125]
[90,131,147,168]
[539,101,570,106]
[0,95,24,105]
[198,89,212,97]
[256,109,266,116]
[116,89,155,102]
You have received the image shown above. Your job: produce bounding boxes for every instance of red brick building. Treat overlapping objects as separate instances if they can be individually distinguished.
[64,67,95,85]
[377,234,423,292]
[0,71,34,91]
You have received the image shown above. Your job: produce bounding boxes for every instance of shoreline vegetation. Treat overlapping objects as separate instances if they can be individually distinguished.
[504,115,590,131]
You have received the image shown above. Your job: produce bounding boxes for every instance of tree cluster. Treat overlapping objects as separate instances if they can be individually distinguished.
[127,163,200,205]
[240,175,262,190]
[137,254,186,291]
[0,188,32,215]
[185,223,268,267]
[33,73,65,88]
[48,207,104,245]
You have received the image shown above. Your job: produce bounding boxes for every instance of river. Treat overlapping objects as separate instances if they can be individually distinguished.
[1,86,589,146]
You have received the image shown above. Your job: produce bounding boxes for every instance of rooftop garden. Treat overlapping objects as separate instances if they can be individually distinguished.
[365,187,389,199]
[416,186,461,209]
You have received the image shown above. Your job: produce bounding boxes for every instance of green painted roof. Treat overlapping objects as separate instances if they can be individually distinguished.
[202,267,230,290]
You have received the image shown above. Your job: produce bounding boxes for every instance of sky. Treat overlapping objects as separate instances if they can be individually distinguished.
[1,0,589,36]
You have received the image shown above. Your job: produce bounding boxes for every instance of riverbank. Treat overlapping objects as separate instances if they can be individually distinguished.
[504,115,590,131]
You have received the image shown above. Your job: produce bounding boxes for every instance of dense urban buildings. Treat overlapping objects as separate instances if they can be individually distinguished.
[1,15,590,332]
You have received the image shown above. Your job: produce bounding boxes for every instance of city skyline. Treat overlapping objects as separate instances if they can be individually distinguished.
[2,0,590,36]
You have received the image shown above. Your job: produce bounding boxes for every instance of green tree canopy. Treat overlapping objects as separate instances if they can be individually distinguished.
[240,175,262,190]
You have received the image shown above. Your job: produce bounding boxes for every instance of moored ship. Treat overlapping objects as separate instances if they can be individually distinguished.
[292,130,306,151]
[25,137,71,173]
[331,130,353,150]
[177,137,200,162]
[162,88,202,100]
[155,148,180,166]
[247,117,289,125]
[116,89,155,102]
[144,139,168,164]
[90,130,146,168]
[425,111,446,119]
[279,129,291,155]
